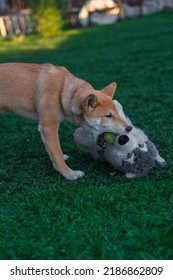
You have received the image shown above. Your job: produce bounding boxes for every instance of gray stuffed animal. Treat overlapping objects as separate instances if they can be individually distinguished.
[74,100,166,178]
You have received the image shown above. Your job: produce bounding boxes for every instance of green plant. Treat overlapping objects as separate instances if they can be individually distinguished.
[29,0,63,36]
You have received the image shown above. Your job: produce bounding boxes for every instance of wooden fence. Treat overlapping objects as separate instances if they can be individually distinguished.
[0,9,32,38]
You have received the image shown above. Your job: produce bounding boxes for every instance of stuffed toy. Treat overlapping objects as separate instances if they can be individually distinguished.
[74,100,166,178]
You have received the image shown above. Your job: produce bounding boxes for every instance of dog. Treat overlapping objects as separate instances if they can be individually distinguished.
[74,100,166,178]
[0,63,132,180]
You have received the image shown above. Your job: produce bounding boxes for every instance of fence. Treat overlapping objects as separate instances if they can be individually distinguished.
[0,9,32,38]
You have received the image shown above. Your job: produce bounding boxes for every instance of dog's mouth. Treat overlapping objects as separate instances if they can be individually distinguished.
[97,133,130,149]
[97,133,107,149]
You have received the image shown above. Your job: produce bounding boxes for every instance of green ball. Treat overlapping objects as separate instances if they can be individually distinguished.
[104,132,117,144]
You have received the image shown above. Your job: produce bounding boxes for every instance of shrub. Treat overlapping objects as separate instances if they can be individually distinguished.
[29,0,63,36]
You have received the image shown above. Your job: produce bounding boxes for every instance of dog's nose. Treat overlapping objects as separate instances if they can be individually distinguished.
[125,125,132,132]
[118,135,129,145]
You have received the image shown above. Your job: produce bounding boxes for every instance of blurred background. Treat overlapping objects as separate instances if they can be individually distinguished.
[0,0,173,37]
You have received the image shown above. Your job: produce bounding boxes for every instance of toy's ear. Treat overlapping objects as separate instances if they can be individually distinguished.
[81,94,98,112]
[101,82,117,99]
[155,154,166,168]
[125,172,136,179]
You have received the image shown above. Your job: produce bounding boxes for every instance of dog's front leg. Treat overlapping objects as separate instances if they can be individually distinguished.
[38,117,84,180]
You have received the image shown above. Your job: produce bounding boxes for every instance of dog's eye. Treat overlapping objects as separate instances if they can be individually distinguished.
[126,153,132,159]
[138,143,144,148]
[105,113,112,118]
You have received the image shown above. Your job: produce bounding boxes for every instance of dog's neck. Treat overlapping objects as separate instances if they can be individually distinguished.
[61,72,93,126]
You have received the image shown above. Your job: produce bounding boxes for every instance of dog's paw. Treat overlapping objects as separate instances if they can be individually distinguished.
[63,154,69,161]
[65,170,85,180]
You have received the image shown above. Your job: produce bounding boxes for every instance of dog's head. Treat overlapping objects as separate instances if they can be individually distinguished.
[80,83,132,135]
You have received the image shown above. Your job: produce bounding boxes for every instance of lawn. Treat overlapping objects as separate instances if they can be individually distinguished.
[0,12,173,260]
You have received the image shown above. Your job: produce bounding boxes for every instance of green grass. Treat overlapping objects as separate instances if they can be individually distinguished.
[0,12,173,260]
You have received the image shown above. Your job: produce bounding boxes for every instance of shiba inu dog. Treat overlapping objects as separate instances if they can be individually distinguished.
[74,100,166,178]
[0,63,131,180]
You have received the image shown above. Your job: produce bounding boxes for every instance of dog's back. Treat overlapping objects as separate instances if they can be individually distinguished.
[0,63,38,113]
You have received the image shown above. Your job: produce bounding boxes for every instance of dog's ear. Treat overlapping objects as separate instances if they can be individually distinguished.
[81,94,98,112]
[101,82,117,98]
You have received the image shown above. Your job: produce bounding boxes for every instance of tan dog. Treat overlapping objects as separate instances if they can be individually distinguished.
[0,63,131,180]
